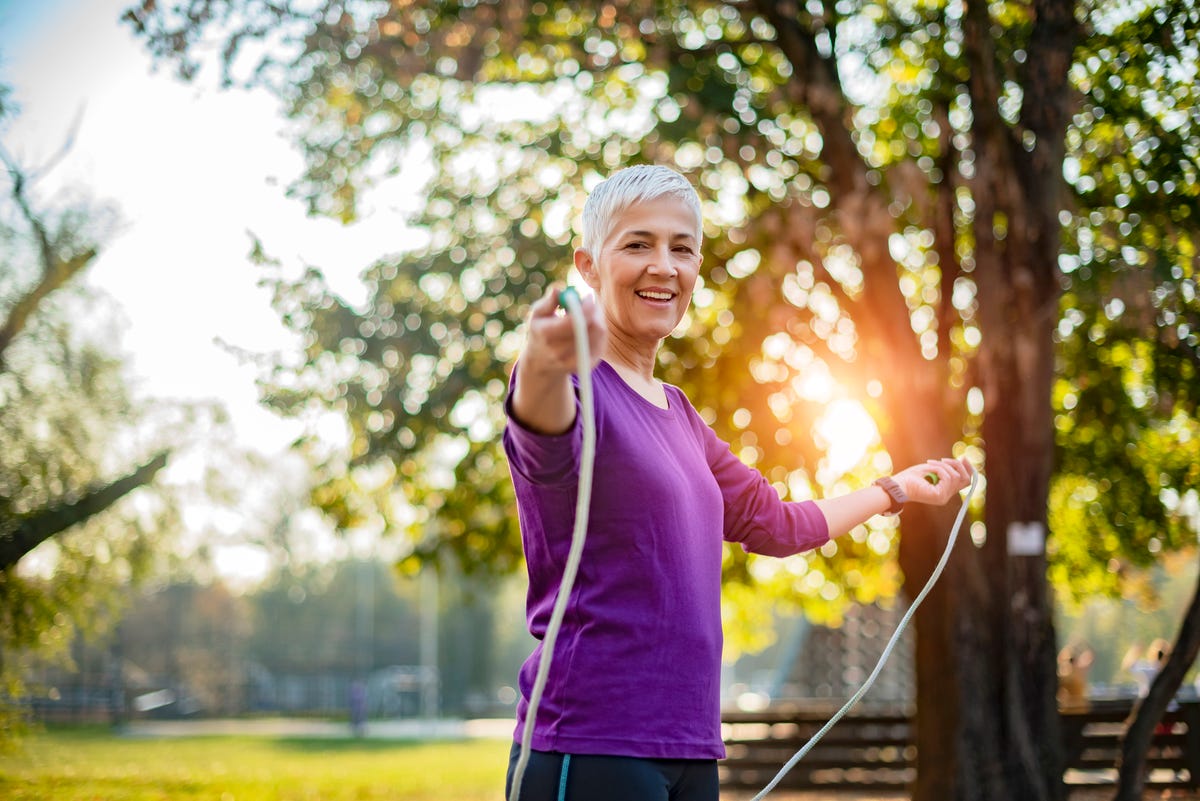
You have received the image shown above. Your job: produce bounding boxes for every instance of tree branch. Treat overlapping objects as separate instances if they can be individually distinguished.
[0,151,99,365]
[745,1,928,377]
[749,0,861,198]
[1020,0,1080,150]
[0,450,170,571]
[1019,0,1080,215]
[932,99,966,358]
[961,0,1031,191]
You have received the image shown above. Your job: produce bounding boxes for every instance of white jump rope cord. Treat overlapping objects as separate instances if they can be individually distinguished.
[750,468,979,801]
[510,289,979,801]
[509,288,596,801]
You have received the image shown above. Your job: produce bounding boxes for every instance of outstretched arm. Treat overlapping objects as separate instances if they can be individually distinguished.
[814,457,975,538]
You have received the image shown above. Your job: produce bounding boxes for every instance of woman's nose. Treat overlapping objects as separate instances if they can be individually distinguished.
[646,244,678,276]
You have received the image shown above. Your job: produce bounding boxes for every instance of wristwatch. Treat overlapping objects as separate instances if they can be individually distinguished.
[873,475,908,516]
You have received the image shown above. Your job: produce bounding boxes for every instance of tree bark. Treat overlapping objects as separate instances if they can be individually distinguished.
[0,450,170,571]
[900,502,968,799]
[932,0,1078,794]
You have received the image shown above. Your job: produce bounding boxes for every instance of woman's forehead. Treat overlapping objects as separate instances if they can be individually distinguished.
[608,196,699,239]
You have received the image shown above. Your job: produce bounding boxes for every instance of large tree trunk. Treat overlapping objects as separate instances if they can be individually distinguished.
[898,216,1063,801]
[882,364,1057,801]
[899,502,968,799]
[918,0,1077,797]
[961,326,1062,801]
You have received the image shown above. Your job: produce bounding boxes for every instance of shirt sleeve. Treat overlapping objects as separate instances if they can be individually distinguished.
[502,362,581,487]
[679,392,829,557]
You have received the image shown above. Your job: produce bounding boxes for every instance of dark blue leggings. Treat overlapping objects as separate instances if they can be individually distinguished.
[506,742,719,801]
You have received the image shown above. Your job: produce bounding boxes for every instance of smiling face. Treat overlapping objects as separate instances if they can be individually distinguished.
[575,195,703,351]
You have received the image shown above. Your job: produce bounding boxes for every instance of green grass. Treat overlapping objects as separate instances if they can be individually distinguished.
[0,727,510,800]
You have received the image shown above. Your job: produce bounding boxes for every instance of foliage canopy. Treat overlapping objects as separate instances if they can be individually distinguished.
[126,0,1198,608]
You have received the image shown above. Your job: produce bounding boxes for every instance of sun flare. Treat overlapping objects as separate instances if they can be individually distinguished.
[814,398,879,477]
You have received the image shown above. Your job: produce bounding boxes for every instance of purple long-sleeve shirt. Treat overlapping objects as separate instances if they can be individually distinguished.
[503,359,829,759]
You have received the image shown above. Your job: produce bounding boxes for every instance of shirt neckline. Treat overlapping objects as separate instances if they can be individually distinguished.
[597,359,674,414]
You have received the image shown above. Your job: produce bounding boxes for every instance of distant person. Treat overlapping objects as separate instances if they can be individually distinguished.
[1125,639,1171,698]
[349,680,367,738]
[1128,639,1179,737]
[1057,643,1094,712]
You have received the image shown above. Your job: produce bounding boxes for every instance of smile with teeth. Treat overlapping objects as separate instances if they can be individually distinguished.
[636,290,675,301]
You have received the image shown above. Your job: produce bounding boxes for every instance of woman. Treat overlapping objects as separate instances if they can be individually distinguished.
[503,164,973,800]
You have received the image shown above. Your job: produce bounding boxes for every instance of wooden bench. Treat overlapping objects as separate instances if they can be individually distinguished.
[720,699,1200,793]
[1062,698,1200,790]
[721,705,915,791]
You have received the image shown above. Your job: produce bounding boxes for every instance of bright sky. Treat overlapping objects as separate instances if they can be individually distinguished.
[0,0,422,454]
[0,0,425,580]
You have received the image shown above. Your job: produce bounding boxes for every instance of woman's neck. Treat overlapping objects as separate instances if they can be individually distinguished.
[602,331,659,382]
[602,336,668,409]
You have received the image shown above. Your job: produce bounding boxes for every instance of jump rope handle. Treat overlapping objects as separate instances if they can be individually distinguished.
[558,285,581,310]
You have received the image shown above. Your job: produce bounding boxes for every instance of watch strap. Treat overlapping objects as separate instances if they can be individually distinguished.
[873,475,908,516]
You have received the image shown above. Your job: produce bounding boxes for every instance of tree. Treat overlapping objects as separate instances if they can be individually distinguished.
[124,1,1199,798]
[1045,7,1200,795]
[117,580,253,716]
[0,143,171,570]
[0,101,175,738]
[248,558,420,677]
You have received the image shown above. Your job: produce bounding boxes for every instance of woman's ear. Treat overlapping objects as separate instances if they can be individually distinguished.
[574,248,600,290]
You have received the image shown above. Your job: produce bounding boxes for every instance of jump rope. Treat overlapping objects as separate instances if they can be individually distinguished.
[509,286,980,801]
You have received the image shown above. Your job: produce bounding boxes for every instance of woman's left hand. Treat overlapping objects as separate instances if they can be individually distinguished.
[894,457,975,506]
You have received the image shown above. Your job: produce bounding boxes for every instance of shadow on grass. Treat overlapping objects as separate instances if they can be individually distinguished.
[264,737,438,753]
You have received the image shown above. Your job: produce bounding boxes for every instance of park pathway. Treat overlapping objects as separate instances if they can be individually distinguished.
[120,716,513,740]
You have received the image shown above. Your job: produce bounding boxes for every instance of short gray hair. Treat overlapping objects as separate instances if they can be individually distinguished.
[580,165,702,258]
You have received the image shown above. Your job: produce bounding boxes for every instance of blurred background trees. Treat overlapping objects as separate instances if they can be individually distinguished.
[0,95,181,738]
[28,558,526,724]
[120,0,1198,797]
[0,83,274,743]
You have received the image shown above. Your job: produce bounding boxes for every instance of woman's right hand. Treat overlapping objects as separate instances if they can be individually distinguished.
[521,283,607,376]
[510,284,606,434]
